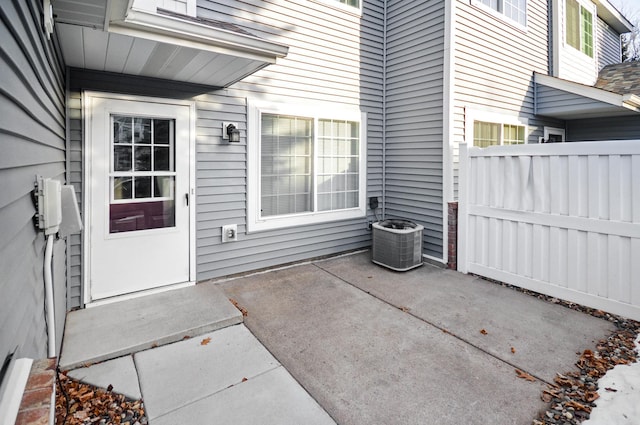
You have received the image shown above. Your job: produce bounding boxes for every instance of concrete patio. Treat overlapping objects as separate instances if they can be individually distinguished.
[60,251,615,424]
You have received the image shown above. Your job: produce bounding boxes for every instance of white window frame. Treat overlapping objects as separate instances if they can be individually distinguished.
[312,0,363,15]
[564,0,596,58]
[470,0,528,30]
[247,99,367,233]
[466,109,529,147]
[543,126,566,143]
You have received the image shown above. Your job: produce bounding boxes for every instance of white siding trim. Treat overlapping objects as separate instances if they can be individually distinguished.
[544,126,566,142]
[442,0,456,262]
[246,98,367,233]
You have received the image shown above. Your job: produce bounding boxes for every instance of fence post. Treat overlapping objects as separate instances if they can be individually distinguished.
[457,143,469,273]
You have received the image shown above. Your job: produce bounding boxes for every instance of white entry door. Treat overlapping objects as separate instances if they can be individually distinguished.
[86,94,194,302]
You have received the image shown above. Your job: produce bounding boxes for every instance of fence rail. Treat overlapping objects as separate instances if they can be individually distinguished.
[458,141,640,321]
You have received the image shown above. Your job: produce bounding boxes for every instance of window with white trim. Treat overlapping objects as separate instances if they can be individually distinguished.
[472,0,527,27]
[566,0,594,57]
[543,126,566,143]
[467,110,528,147]
[247,101,366,232]
[336,0,359,7]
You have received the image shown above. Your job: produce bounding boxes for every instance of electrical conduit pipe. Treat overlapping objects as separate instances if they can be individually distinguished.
[44,234,55,358]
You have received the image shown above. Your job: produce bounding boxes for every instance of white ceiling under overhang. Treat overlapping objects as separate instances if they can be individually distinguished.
[52,0,288,88]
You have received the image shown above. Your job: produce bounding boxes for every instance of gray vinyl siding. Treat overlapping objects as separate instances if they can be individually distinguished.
[567,116,640,140]
[597,17,621,70]
[196,0,384,280]
[454,1,549,123]
[67,91,82,309]
[67,0,384,299]
[384,0,445,259]
[0,0,66,360]
[453,1,562,194]
[535,84,617,118]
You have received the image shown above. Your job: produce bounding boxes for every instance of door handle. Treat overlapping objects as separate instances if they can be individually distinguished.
[185,193,189,206]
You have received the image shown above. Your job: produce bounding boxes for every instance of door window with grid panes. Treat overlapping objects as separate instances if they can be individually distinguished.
[110,115,175,233]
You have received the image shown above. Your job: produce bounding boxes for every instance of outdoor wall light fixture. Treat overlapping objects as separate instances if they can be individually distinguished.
[223,122,240,143]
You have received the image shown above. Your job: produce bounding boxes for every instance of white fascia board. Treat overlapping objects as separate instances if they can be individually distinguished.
[110,6,288,63]
[622,94,640,112]
[535,73,626,107]
[593,0,634,33]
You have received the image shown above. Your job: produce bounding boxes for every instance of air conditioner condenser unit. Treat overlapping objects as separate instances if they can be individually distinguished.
[372,219,423,271]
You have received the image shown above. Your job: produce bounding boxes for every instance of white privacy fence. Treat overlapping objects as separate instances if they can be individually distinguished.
[458,141,640,321]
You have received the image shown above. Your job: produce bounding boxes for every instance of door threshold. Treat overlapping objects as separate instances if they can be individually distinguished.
[87,281,195,308]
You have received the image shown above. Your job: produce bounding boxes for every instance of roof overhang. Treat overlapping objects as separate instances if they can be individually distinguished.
[52,0,288,88]
[594,0,634,34]
[535,73,640,120]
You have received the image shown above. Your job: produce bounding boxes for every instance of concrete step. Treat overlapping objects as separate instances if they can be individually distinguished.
[59,283,242,370]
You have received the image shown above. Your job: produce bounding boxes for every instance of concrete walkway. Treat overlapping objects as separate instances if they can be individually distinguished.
[60,251,615,424]
[220,251,614,425]
[60,285,335,425]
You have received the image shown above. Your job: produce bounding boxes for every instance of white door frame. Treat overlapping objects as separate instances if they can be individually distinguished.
[82,91,197,306]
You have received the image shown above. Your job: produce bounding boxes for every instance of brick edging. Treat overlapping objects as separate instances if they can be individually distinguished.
[447,202,458,270]
[15,358,56,425]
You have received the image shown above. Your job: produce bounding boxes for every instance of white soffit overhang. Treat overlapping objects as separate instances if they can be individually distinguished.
[594,0,634,34]
[54,0,288,88]
[535,73,640,120]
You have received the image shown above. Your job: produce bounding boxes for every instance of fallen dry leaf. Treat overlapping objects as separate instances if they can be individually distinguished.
[511,347,516,354]
[565,400,591,413]
[585,391,600,402]
[399,306,410,313]
[200,337,212,346]
[480,329,488,335]
[229,298,248,317]
[605,387,618,392]
[515,369,536,382]
[242,377,248,382]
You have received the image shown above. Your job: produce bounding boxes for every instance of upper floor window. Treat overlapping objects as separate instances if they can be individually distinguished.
[566,0,594,57]
[337,0,359,6]
[474,0,527,27]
